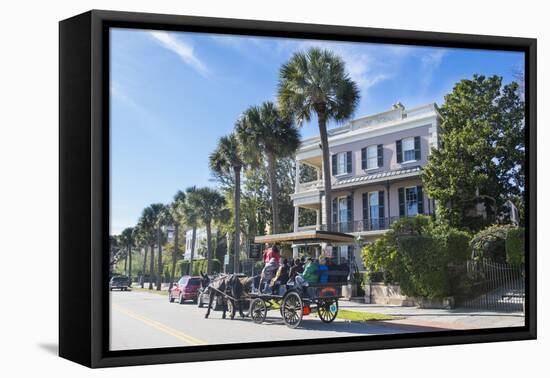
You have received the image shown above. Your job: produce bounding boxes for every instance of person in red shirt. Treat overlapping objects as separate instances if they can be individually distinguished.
[262,245,281,264]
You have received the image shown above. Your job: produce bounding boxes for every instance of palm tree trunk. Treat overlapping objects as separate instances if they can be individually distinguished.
[189,226,196,275]
[127,243,132,285]
[156,227,163,290]
[234,166,241,274]
[266,152,280,234]
[317,109,332,230]
[140,247,148,288]
[206,221,212,274]
[124,253,128,275]
[169,223,179,290]
[148,243,155,290]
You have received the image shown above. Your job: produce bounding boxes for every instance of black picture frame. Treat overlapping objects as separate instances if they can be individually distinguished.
[59,9,537,368]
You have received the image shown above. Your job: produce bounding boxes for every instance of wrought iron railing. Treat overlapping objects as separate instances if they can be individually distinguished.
[321,217,400,233]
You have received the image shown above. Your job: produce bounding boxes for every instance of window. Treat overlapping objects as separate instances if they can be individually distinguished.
[338,197,348,223]
[396,136,420,163]
[337,153,347,175]
[369,192,380,229]
[405,187,418,216]
[402,137,415,162]
[366,145,378,169]
[332,151,352,175]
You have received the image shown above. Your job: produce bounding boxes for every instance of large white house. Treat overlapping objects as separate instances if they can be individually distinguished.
[291,102,442,268]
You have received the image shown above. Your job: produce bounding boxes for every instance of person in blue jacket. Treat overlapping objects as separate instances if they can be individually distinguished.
[318,257,329,283]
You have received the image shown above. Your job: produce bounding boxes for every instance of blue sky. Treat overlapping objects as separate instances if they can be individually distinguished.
[110,28,524,234]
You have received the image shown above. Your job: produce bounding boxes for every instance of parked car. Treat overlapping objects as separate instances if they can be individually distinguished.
[109,276,130,291]
[169,276,201,304]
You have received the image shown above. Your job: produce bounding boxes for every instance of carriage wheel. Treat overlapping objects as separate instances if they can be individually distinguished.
[318,299,338,323]
[282,292,303,329]
[249,298,267,324]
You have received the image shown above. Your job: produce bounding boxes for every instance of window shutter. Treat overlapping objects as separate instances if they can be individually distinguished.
[378,191,385,220]
[332,154,337,175]
[414,136,421,161]
[396,140,403,163]
[417,186,424,214]
[346,151,352,173]
[361,148,366,170]
[332,198,338,226]
[362,193,369,221]
[377,144,383,168]
[398,187,405,217]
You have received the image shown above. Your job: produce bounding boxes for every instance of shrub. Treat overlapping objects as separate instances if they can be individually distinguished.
[361,215,471,299]
[397,235,449,299]
[470,224,514,263]
[506,227,525,266]
[176,259,222,276]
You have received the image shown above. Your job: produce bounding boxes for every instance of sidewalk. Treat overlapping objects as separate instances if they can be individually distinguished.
[339,300,525,330]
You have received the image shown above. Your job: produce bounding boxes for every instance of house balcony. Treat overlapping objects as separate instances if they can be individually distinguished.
[320,217,400,234]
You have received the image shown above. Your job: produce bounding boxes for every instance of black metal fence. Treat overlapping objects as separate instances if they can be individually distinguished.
[455,260,525,312]
[322,217,400,233]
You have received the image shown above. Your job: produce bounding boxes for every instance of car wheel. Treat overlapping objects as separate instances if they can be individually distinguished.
[192,296,198,304]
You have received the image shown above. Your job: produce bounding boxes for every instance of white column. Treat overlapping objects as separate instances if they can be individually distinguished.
[293,206,300,232]
[315,209,321,230]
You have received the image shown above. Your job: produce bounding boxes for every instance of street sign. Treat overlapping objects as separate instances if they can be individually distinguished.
[249,242,262,259]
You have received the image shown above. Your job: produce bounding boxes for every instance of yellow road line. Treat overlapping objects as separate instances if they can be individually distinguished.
[112,303,207,346]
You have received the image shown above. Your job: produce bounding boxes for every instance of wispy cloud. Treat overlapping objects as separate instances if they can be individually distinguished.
[148,31,210,77]
[110,81,140,109]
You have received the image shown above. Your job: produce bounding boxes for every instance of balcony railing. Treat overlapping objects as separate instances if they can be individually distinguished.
[297,180,323,192]
[321,217,400,233]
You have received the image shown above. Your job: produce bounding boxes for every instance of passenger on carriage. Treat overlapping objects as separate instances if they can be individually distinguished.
[301,257,319,284]
[270,258,290,295]
[259,257,279,294]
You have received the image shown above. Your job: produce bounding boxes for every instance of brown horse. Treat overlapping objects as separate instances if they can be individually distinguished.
[200,272,255,320]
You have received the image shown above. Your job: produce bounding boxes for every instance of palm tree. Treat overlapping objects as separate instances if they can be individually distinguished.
[150,203,168,291]
[209,133,247,273]
[278,48,360,230]
[133,224,148,288]
[186,187,226,274]
[183,186,199,275]
[120,227,134,284]
[236,101,300,234]
[137,207,155,289]
[168,191,186,290]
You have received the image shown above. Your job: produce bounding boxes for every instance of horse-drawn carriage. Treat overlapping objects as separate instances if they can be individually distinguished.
[201,230,354,329]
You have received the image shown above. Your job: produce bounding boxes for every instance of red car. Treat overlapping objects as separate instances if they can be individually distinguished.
[169,276,201,304]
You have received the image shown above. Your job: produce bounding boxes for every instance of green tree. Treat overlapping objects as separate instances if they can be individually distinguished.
[236,101,300,234]
[168,191,186,289]
[119,227,135,283]
[278,48,360,230]
[209,133,247,273]
[186,187,227,274]
[422,75,525,230]
[137,206,156,289]
[182,186,200,275]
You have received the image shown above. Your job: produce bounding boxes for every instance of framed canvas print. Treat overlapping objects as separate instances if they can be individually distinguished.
[59,10,536,368]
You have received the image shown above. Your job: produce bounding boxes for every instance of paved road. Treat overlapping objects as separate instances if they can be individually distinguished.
[109,290,433,351]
